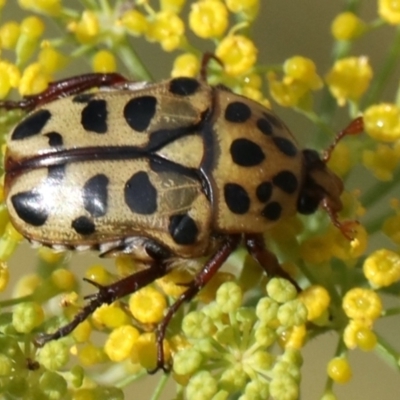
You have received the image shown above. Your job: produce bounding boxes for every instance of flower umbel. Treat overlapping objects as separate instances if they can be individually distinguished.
[0,2,399,400]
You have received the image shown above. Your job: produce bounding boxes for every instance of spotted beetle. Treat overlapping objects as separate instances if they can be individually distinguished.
[1,62,363,371]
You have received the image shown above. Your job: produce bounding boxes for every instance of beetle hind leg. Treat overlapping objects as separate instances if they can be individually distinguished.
[34,261,168,347]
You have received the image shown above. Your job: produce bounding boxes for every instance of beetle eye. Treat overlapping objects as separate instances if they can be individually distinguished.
[297,192,320,215]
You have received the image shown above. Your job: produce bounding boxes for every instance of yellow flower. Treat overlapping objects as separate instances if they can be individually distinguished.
[283,56,323,90]
[146,11,184,51]
[364,103,400,142]
[298,285,330,321]
[189,0,228,39]
[327,357,352,383]
[19,62,50,96]
[171,53,200,77]
[18,0,62,16]
[92,49,117,72]
[342,288,382,322]
[379,0,400,25]
[120,9,149,36]
[0,61,20,98]
[331,12,365,40]
[362,144,400,181]
[363,249,400,288]
[0,21,20,49]
[325,56,373,105]
[38,43,67,74]
[216,34,257,76]
[104,325,140,362]
[129,286,167,324]
[71,10,100,44]
[343,320,377,351]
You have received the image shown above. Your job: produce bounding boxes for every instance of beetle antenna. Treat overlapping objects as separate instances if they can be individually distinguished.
[322,116,364,163]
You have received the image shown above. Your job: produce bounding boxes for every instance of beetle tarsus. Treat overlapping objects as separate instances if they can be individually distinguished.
[322,116,364,163]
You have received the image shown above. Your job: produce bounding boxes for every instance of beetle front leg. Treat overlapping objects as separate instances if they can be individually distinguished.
[0,73,129,111]
[245,233,301,291]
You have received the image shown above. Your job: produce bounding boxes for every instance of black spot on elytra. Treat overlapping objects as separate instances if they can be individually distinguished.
[168,213,199,245]
[81,99,108,134]
[272,137,297,157]
[72,216,95,235]
[45,132,63,147]
[263,112,283,128]
[125,171,157,215]
[73,93,95,103]
[224,183,250,214]
[262,201,282,221]
[256,181,273,203]
[169,78,200,96]
[272,170,298,194]
[83,174,109,217]
[230,138,265,167]
[256,117,274,135]
[11,191,48,226]
[225,101,251,123]
[124,96,157,132]
[11,109,51,140]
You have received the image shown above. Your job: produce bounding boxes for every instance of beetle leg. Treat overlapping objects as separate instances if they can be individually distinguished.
[151,235,241,373]
[322,117,364,162]
[0,73,129,111]
[34,261,168,347]
[245,233,301,292]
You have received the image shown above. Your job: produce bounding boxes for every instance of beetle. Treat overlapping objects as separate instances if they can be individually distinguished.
[0,62,363,371]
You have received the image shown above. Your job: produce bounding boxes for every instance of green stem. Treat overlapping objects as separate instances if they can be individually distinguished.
[0,294,33,307]
[324,335,347,392]
[375,333,400,370]
[150,373,170,400]
[114,37,153,81]
[360,166,400,208]
[363,209,392,235]
[382,307,400,317]
[363,25,400,108]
